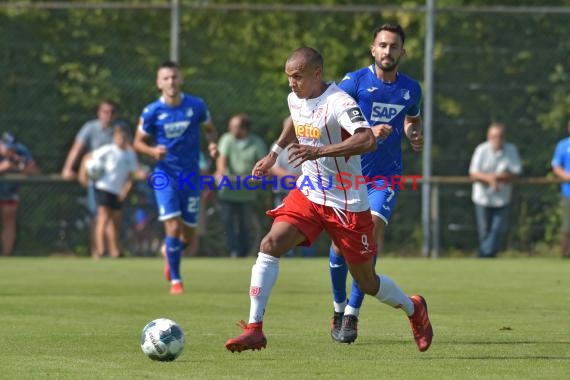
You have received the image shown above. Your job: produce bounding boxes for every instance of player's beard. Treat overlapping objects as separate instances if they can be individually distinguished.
[377,56,400,72]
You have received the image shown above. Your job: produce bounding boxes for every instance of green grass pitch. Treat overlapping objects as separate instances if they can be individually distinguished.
[0,257,569,379]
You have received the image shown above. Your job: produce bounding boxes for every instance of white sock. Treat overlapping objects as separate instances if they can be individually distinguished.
[248,253,280,324]
[333,300,347,313]
[344,305,360,317]
[375,275,414,316]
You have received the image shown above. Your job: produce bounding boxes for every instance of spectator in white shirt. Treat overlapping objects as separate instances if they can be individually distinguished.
[80,123,138,259]
[469,123,522,258]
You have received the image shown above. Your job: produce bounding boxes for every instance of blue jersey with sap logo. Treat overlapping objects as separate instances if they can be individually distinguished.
[552,137,570,197]
[138,93,210,179]
[339,65,422,176]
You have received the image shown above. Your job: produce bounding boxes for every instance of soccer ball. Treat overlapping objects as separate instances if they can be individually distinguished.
[85,158,105,180]
[140,318,185,361]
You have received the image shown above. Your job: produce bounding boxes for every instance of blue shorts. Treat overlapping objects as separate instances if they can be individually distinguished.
[367,178,400,225]
[153,173,200,227]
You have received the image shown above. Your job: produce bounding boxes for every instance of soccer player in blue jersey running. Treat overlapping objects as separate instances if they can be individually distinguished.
[134,61,218,295]
[329,23,430,347]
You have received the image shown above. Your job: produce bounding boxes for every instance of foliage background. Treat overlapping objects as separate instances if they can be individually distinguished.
[1,0,569,255]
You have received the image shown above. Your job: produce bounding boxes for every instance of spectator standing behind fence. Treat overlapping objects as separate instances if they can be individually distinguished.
[215,113,267,258]
[61,100,117,214]
[0,133,40,256]
[60,100,117,258]
[79,124,138,259]
[469,123,522,258]
[550,119,570,259]
[269,116,315,258]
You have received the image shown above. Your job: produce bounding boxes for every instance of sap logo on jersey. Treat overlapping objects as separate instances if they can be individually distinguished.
[164,121,190,138]
[370,102,405,123]
[295,124,321,139]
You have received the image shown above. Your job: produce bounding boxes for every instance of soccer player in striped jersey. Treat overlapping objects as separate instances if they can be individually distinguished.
[134,61,218,295]
[225,47,432,353]
[328,23,428,346]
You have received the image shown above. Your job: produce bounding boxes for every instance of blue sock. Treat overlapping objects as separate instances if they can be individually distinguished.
[180,241,189,255]
[329,245,348,303]
[165,236,182,282]
[348,279,365,309]
[348,255,377,308]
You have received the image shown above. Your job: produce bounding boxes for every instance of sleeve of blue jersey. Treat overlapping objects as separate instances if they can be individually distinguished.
[552,141,564,167]
[406,81,423,117]
[338,72,357,98]
[139,104,156,135]
[197,97,211,125]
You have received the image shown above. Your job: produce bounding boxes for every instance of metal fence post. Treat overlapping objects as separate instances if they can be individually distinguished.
[422,0,435,257]
[170,0,180,63]
[430,180,440,258]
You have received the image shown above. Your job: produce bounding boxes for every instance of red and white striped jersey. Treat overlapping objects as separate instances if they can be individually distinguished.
[287,82,371,212]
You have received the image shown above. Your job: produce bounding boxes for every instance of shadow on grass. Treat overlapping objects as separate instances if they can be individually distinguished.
[355,338,570,345]
[427,356,570,360]
[440,340,570,345]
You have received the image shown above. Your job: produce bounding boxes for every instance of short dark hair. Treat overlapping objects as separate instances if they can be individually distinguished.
[488,122,506,133]
[113,121,130,133]
[99,99,116,110]
[233,113,252,131]
[373,23,406,45]
[287,47,324,71]
[159,60,179,70]
[111,121,132,142]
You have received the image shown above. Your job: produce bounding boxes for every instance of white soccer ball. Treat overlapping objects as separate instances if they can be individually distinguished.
[140,318,185,361]
[85,158,105,180]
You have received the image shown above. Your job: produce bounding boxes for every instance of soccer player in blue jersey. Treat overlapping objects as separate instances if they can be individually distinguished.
[551,120,570,259]
[329,23,431,348]
[134,61,218,294]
